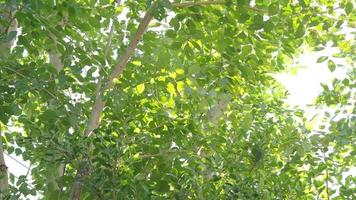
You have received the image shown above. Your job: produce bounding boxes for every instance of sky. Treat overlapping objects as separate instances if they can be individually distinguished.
[275,45,348,107]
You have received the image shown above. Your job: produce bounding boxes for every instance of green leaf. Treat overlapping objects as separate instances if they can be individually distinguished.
[152,0,171,21]
[299,0,306,7]
[11,104,21,116]
[15,148,22,156]
[251,14,263,30]
[320,83,329,91]
[157,180,170,193]
[345,2,353,15]
[268,3,279,15]
[327,60,336,72]
[7,146,14,154]
[237,0,250,6]
[157,51,170,67]
[39,110,57,123]
[264,21,274,32]
[295,24,305,38]
[252,146,263,163]
[239,66,255,80]
[241,113,253,130]
[0,108,10,124]
[0,31,17,43]
[238,13,250,23]
[317,56,328,63]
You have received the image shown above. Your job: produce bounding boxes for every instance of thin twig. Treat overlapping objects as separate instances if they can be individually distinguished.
[3,5,23,34]
[25,164,32,177]
[3,153,30,169]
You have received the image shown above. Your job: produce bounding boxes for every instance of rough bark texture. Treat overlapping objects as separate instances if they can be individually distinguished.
[0,131,9,194]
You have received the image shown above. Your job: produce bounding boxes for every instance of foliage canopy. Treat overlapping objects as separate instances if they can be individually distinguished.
[0,0,355,199]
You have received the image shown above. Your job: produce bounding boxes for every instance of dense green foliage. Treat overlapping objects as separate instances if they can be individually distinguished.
[0,0,355,199]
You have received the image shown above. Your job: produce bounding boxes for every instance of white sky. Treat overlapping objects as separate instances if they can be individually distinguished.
[275,45,349,107]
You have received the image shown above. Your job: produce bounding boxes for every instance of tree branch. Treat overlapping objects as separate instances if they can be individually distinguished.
[105,8,154,90]
[172,0,225,7]
[104,22,115,62]
[70,2,151,199]
[83,5,155,137]
[84,79,105,136]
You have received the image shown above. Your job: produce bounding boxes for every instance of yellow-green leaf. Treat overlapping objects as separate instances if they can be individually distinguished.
[167,82,176,96]
[177,81,185,95]
[136,83,145,94]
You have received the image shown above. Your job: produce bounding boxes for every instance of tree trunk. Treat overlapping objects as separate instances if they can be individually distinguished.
[0,4,16,196]
[0,131,9,195]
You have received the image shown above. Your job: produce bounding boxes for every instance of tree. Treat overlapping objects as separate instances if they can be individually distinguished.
[0,0,354,199]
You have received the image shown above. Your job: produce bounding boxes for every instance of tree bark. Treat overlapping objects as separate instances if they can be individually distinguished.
[0,131,9,195]
[0,6,18,58]
[0,5,16,195]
